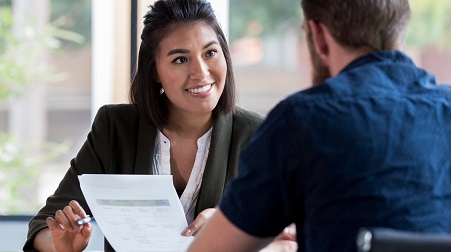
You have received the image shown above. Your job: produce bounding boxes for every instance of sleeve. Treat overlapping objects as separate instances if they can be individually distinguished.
[219,101,304,238]
[23,105,112,251]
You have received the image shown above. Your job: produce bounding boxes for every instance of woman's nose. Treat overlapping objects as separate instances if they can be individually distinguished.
[189,58,208,80]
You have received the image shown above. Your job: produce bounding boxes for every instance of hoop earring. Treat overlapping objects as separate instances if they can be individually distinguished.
[159,87,165,95]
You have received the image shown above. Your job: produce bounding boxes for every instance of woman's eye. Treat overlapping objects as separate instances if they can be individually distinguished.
[172,57,188,64]
[206,49,218,57]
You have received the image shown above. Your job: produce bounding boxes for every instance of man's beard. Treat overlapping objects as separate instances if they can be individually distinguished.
[306,32,331,86]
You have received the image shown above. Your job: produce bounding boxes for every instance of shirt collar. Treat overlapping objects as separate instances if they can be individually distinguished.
[340,50,414,74]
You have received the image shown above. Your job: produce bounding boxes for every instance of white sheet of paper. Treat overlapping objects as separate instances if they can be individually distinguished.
[79,174,194,252]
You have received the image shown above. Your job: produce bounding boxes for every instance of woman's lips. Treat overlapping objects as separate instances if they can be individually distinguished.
[187,83,213,94]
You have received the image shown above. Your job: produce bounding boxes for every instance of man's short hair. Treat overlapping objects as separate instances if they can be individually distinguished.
[301,0,411,51]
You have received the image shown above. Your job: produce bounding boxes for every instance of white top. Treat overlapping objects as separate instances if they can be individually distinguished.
[152,127,212,224]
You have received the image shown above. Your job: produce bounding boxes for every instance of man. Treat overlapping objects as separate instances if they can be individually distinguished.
[188,0,451,251]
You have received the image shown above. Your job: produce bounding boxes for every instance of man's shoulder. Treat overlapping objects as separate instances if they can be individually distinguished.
[279,86,335,111]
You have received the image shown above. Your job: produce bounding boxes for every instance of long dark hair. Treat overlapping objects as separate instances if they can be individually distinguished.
[130,0,236,127]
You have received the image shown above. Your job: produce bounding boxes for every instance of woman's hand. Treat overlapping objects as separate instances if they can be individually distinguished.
[259,240,298,252]
[43,200,92,252]
[181,208,216,236]
[275,223,296,241]
[259,224,297,252]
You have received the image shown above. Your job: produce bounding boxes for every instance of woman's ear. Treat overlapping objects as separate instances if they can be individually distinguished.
[308,20,330,64]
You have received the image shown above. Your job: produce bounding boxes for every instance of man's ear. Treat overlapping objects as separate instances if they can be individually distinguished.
[308,20,330,64]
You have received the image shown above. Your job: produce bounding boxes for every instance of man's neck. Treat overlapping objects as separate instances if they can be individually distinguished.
[329,45,376,77]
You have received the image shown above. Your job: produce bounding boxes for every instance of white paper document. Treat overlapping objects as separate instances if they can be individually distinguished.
[79,174,194,252]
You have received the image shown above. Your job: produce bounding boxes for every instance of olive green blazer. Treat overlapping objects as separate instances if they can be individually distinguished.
[24,104,264,251]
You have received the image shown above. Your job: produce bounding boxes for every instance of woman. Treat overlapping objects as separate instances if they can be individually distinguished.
[24,0,294,251]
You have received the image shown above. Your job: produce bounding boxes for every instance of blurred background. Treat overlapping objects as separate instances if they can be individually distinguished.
[0,0,450,224]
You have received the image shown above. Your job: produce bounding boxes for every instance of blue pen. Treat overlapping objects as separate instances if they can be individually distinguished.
[76,215,94,226]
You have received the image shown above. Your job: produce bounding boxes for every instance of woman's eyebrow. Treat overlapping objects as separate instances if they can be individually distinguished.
[166,40,219,56]
[203,40,219,49]
[167,48,189,56]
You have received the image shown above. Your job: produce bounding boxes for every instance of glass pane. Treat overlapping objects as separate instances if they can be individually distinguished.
[229,0,304,115]
[230,0,451,117]
[2,0,451,217]
[0,0,92,215]
[406,0,451,85]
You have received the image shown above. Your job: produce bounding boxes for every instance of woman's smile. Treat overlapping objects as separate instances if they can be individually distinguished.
[187,83,214,95]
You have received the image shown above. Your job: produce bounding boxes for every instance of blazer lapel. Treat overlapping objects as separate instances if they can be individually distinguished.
[196,113,233,214]
[133,117,157,175]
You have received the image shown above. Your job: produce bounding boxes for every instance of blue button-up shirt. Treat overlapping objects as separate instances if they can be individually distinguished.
[220,51,451,252]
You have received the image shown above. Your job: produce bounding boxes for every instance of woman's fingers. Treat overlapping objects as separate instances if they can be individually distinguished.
[46,216,63,231]
[182,208,216,236]
[259,240,298,252]
[276,224,297,241]
[54,209,76,232]
[45,201,92,252]
[53,200,87,232]
[80,222,93,240]
[182,220,200,236]
[69,200,88,218]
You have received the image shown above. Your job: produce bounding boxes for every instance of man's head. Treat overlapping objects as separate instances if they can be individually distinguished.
[301,0,411,51]
[301,0,411,84]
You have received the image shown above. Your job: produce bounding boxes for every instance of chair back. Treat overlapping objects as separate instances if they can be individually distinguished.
[357,227,451,252]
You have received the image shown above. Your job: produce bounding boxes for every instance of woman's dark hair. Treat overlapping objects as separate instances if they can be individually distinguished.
[130,0,236,127]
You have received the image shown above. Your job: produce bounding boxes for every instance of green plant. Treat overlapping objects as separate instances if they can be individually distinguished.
[229,0,302,42]
[0,133,71,214]
[407,0,451,50]
[0,5,83,214]
[0,5,84,100]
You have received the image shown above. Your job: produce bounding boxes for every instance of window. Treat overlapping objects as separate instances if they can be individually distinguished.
[229,0,305,115]
[1,0,450,217]
[229,0,451,116]
[0,0,92,215]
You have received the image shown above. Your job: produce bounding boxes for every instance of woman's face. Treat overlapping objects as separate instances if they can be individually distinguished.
[155,22,227,118]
